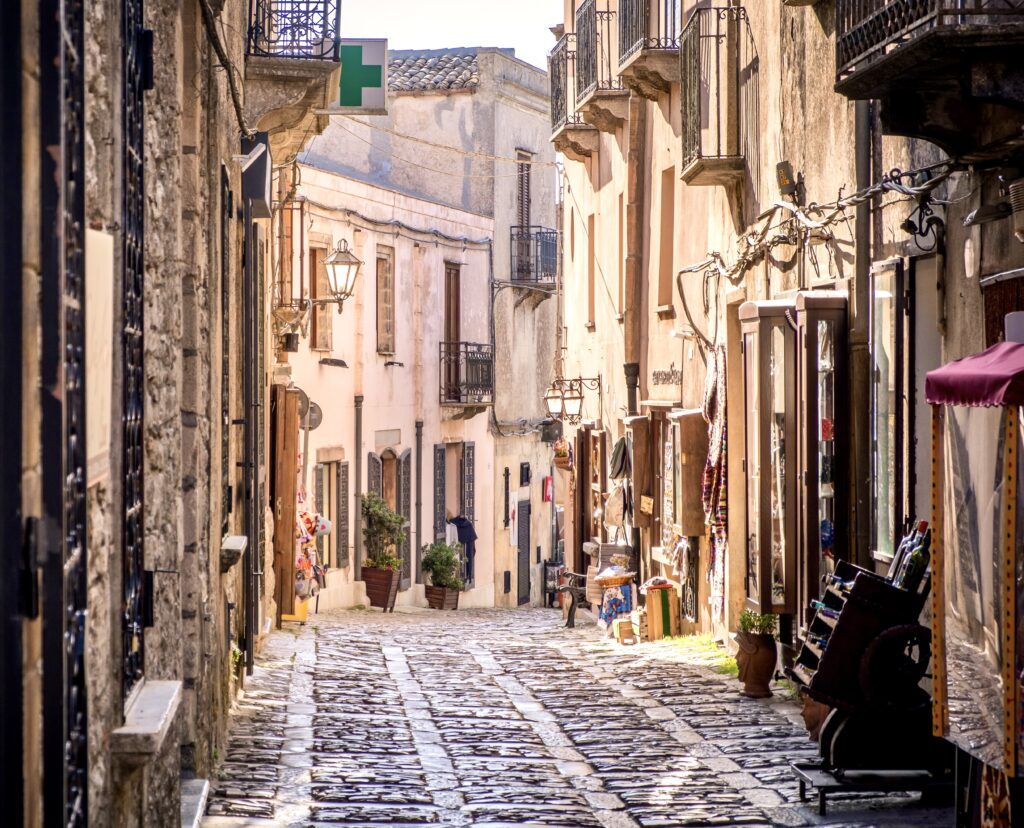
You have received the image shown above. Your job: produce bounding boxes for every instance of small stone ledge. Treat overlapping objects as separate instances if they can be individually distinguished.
[181,778,209,828]
[111,680,182,765]
[220,534,248,573]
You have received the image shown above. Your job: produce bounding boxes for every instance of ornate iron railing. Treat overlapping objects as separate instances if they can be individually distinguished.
[440,342,494,406]
[40,0,89,818]
[511,226,560,284]
[681,7,753,172]
[619,0,682,65]
[549,34,584,132]
[247,0,340,59]
[575,0,624,103]
[837,0,1024,84]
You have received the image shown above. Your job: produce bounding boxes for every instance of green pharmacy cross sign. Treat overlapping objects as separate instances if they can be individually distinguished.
[334,39,388,115]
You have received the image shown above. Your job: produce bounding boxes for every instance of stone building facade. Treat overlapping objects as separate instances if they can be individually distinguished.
[288,47,560,609]
[550,0,1024,641]
[4,0,336,824]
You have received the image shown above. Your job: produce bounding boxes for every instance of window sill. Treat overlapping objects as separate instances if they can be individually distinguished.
[111,679,182,766]
[656,304,676,320]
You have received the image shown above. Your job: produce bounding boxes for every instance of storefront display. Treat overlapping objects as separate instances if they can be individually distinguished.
[740,301,798,624]
[796,292,848,633]
[925,340,1024,819]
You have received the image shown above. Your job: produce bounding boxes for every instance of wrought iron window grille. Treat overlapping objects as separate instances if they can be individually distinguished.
[680,6,754,183]
[247,0,341,60]
[836,0,1024,87]
[619,0,683,65]
[439,342,495,406]
[575,0,625,104]
[511,226,560,284]
[549,34,585,132]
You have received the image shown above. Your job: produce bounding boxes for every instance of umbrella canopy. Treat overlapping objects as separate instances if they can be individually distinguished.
[925,341,1024,407]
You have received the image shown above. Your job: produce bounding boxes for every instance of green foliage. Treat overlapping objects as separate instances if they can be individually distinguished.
[421,541,465,591]
[739,609,777,636]
[230,643,243,672]
[361,493,405,569]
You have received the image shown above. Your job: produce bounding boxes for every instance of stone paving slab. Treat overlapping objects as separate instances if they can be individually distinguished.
[204,608,953,828]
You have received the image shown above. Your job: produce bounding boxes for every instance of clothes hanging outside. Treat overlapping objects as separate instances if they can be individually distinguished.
[449,515,477,582]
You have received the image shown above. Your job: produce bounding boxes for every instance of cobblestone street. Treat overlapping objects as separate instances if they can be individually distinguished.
[203,609,952,828]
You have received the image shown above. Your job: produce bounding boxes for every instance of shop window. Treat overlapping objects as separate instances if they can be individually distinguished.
[376,245,395,355]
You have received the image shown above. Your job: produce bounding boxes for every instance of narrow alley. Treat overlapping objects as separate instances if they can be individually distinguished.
[204,610,950,828]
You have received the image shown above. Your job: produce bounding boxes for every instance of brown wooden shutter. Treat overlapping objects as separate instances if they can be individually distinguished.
[337,461,349,567]
[461,442,475,523]
[434,444,446,540]
[398,449,412,588]
[368,451,383,497]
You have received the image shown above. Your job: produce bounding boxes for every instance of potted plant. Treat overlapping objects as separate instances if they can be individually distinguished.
[421,541,464,610]
[553,437,572,470]
[734,610,778,698]
[360,493,405,612]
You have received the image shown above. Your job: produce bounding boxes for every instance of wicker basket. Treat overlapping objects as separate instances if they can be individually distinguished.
[595,573,634,588]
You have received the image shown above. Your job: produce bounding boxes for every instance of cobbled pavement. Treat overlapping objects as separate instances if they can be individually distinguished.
[203,607,953,828]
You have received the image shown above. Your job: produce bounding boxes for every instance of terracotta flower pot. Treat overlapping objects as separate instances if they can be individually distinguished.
[425,585,460,611]
[362,566,400,612]
[734,631,778,698]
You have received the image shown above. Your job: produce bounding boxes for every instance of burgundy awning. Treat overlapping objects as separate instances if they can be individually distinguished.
[925,341,1024,407]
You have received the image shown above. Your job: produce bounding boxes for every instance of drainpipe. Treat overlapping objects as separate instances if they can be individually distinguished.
[415,419,423,583]
[354,395,364,579]
[624,362,639,416]
[851,101,872,568]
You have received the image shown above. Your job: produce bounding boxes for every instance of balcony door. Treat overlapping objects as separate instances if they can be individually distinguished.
[444,263,460,400]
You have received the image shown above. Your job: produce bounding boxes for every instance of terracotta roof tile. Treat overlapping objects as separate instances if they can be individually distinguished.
[388,49,483,93]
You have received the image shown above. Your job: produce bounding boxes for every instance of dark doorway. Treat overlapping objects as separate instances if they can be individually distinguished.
[517,500,531,605]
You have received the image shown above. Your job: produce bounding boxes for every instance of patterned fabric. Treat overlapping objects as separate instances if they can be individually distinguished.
[702,345,728,623]
[599,585,632,624]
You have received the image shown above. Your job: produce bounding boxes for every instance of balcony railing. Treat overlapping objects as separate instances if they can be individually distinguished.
[619,0,682,64]
[247,0,340,59]
[576,0,624,104]
[836,1,1024,89]
[681,6,754,185]
[550,34,586,133]
[511,226,560,285]
[440,342,494,406]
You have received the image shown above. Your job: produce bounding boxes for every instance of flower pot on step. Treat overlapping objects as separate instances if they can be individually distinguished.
[734,631,778,698]
[425,585,460,610]
[362,566,400,612]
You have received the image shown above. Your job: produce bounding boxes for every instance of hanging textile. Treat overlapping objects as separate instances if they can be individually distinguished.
[702,345,728,623]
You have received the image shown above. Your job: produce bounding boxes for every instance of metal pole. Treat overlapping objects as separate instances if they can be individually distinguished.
[851,100,872,567]
[415,419,423,583]
[354,395,364,579]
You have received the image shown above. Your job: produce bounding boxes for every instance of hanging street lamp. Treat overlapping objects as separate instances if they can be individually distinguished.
[561,379,585,424]
[544,381,565,419]
[323,238,362,313]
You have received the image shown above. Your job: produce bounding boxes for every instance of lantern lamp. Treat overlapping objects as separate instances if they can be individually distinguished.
[324,239,362,312]
[561,380,584,424]
[544,381,564,419]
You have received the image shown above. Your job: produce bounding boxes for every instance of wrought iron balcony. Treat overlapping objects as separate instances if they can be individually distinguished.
[575,0,629,131]
[511,226,560,286]
[680,7,753,186]
[247,0,340,59]
[836,1,1024,96]
[440,342,494,406]
[549,34,599,159]
[618,0,682,96]
[835,1,1024,152]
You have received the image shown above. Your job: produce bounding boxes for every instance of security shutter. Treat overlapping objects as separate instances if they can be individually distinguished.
[398,449,412,589]
[368,451,383,497]
[517,150,531,228]
[433,444,446,540]
[337,461,349,567]
[461,442,475,523]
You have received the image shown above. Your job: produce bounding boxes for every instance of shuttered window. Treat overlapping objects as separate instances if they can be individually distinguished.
[461,442,475,523]
[433,444,446,540]
[336,461,349,567]
[376,245,395,355]
[311,247,333,351]
[516,150,532,228]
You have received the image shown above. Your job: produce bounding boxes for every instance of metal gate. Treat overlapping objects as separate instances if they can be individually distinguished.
[1,0,25,819]
[122,0,148,704]
[517,500,531,605]
[39,0,89,819]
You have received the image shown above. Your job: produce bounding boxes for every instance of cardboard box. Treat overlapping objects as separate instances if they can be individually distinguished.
[644,586,680,640]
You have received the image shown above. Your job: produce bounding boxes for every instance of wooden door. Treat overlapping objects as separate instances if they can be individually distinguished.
[444,264,461,400]
[271,385,300,622]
